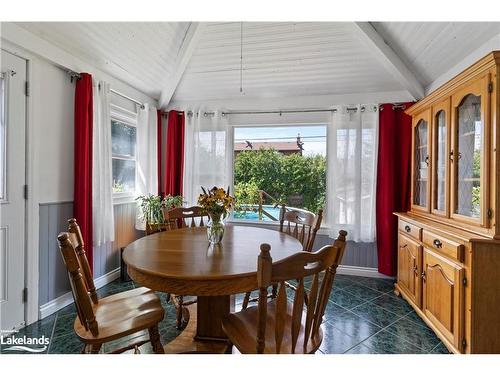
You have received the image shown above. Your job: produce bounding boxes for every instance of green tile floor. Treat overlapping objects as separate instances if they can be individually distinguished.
[0,274,451,354]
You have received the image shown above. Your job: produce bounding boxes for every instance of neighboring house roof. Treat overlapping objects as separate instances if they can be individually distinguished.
[234,141,301,152]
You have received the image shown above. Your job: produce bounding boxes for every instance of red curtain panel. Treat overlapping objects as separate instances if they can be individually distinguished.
[74,73,94,272]
[157,109,163,195]
[164,110,185,196]
[376,102,414,276]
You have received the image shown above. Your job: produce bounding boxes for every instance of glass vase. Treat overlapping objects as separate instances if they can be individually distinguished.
[207,214,225,244]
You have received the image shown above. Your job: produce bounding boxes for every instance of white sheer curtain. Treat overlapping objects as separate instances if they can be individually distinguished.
[327,104,379,242]
[136,103,158,229]
[183,109,231,206]
[92,80,114,246]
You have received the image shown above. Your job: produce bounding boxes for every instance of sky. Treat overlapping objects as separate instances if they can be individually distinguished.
[234,125,326,156]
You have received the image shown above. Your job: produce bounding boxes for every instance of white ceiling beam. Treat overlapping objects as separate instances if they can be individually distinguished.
[159,22,206,109]
[352,22,425,100]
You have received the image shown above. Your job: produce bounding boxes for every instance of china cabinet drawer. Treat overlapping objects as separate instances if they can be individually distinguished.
[398,219,422,241]
[422,230,465,263]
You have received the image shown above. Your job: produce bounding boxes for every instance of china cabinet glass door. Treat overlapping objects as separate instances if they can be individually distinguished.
[454,94,482,218]
[432,102,449,215]
[413,114,430,210]
[451,74,489,226]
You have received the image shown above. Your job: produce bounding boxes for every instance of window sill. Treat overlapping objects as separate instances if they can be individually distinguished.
[113,194,137,206]
[227,218,331,236]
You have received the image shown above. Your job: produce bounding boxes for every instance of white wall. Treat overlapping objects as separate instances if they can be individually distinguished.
[1,23,159,324]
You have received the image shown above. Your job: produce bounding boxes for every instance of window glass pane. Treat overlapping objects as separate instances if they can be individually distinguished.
[456,94,482,218]
[233,125,326,221]
[112,120,136,157]
[112,158,136,194]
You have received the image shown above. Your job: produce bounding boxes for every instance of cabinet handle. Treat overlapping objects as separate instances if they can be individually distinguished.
[413,266,418,276]
[450,150,454,162]
[421,271,426,281]
[424,155,429,166]
[404,225,411,233]
[433,239,443,248]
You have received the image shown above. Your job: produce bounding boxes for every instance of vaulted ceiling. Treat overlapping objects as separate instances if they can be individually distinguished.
[15,21,500,106]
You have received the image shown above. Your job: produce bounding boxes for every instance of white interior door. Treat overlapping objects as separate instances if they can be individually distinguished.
[0,50,27,332]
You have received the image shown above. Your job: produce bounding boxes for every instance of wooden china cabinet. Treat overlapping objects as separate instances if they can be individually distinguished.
[395,52,500,354]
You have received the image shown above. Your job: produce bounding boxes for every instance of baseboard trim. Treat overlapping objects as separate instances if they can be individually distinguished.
[39,268,120,320]
[337,265,393,279]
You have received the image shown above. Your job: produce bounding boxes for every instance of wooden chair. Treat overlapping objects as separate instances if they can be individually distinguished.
[162,206,209,230]
[242,205,323,309]
[161,206,209,329]
[58,219,165,354]
[222,230,347,354]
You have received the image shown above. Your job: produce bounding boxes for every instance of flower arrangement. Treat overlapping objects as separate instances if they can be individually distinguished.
[198,186,235,243]
[198,186,235,220]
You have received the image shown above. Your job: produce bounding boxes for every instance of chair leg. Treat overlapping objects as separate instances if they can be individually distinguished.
[242,292,251,309]
[148,325,164,354]
[176,296,184,329]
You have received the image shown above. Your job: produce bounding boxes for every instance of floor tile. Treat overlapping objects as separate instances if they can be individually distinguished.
[52,313,78,339]
[323,301,350,319]
[327,310,381,341]
[351,277,395,293]
[345,343,381,354]
[328,289,366,310]
[340,283,383,302]
[48,332,84,354]
[362,329,427,354]
[385,317,441,351]
[350,302,402,328]
[319,322,362,354]
[370,293,415,317]
[431,342,452,354]
[404,310,428,328]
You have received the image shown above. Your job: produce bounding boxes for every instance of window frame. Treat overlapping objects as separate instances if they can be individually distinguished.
[228,122,329,231]
[110,104,138,203]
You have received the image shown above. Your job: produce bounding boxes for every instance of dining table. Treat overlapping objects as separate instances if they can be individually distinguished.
[123,224,303,353]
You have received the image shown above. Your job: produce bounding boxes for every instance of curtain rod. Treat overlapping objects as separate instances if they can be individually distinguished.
[379,102,409,111]
[221,108,338,116]
[61,67,145,109]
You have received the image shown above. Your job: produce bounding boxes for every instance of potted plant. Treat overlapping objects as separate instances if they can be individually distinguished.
[136,194,184,233]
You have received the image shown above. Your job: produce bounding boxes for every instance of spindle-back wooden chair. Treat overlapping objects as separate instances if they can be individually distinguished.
[58,219,164,354]
[161,206,209,329]
[222,230,347,353]
[242,205,323,309]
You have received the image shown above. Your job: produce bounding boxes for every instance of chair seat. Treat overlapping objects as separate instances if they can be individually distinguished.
[222,300,323,354]
[74,287,164,344]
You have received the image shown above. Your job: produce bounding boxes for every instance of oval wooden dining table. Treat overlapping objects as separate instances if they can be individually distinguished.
[123,225,303,353]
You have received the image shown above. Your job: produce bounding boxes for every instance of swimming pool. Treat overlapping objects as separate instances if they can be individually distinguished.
[231,205,281,222]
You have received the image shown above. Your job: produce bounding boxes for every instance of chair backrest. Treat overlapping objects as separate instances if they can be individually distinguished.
[67,218,98,304]
[57,232,99,336]
[162,206,209,230]
[279,204,323,252]
[256,230,347,354]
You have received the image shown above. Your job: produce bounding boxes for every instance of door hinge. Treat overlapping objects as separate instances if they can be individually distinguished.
[24,81,30,97]
[22,288,28,303]
[488,82,493,93]
[462,338,467,349]
[487,208,493,219]
[23,184,28,200]
[462,277,467,286]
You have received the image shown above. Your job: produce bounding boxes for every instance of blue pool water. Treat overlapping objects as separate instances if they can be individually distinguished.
[231,205,281,222]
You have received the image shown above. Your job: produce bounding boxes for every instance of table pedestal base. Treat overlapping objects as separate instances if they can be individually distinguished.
[163,304,231,354]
